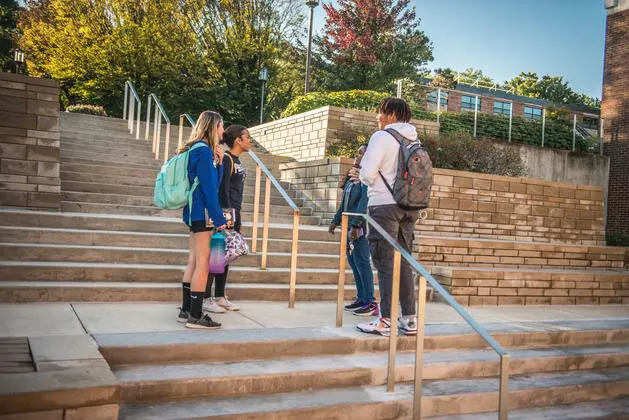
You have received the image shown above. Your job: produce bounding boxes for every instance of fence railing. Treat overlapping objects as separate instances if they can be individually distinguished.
[248,150,301,308]
[145,93,171,162]
[122,81,142,139]
[337,211,510,420]
[395,79,602,154]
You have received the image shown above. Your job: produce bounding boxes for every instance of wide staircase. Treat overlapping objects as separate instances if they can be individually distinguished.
[0,111,361,302]
[2,108,629,418]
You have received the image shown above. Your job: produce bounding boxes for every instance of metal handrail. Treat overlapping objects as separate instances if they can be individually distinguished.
[337,211,510,420]
[145,93,171,162]
[248,150,300,308]
[123,81,142,140]
[178,113,196,151]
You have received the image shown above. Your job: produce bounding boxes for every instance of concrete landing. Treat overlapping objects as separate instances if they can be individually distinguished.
[1,302,629,337]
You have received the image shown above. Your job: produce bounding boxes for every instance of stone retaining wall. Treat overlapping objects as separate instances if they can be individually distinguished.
[0,73,61,209]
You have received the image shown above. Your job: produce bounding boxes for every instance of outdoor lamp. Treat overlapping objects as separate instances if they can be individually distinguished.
[259,66,269,123]
[304,0,320,93]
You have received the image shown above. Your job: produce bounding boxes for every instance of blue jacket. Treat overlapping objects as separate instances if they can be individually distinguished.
[331,177,369,228]
[182,143,228,227]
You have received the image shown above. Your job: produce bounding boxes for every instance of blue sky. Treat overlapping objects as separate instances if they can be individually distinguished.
[310,0,607,98]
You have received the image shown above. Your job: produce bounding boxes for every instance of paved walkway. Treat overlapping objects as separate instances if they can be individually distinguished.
[1,301,629,337]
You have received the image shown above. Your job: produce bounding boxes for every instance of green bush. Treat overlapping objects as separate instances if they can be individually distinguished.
[607,229,629,247]
[66,104,108,117]
[281,90,388,118]
[327,130,526,177]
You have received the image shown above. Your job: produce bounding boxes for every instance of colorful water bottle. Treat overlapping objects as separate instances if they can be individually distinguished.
[209,230,226,273]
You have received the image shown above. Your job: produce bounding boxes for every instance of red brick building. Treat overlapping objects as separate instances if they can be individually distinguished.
[602,0,629,237]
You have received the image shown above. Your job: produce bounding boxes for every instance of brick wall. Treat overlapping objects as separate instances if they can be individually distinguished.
[0,73,61,209]
[281,159,606,245]
[419,169,606,245]
[602,6,629,235]
[249,106,439,162]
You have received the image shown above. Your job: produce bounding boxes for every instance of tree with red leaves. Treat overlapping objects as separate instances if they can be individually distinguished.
[316,0,432,91]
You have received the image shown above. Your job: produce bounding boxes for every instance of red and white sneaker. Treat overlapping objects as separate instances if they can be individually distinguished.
[357,317,391,337]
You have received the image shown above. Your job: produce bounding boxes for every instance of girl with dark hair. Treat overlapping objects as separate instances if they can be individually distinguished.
[203,124,251,313]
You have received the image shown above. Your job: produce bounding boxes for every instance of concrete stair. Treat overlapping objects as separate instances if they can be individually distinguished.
[92,320,629,419]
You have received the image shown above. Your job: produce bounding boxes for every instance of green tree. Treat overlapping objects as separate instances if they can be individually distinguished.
[19,0,207,116]
[0,0,21,72]
[316,0,433,91]
[456,67,494,85]
[430,67,456,88]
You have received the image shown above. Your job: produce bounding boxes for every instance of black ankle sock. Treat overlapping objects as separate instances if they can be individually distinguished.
[204,274,214,299]
[190,291,204,319]
[182,283,191,311]
[214,265,229,298]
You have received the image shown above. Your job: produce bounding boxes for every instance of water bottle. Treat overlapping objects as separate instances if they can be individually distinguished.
[209,230,226,273]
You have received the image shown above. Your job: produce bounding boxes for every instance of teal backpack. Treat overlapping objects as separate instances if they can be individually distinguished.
[153,142,207,211]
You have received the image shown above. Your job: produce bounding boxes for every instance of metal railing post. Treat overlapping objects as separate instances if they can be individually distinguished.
[387,250,402,392]
[153,105,159,155]
[336,213,349,328]
[164,122,171,162]
[155,113,162,160]
[572,114,577,151]
[473,95,479,138]
[260,176,271,270]
[251,166,262,253]
[436,88,441,125]
[508,103,513,143]
[288,210,300,308]
[145,95,152,141]
[413,275,427,419]
[136,102,141,140]
[128,98,134,133]
[123,83,128,120]
[600,118,605,156]
[541,108,546,148]
[499,354,510,419]
[178,115,185,151]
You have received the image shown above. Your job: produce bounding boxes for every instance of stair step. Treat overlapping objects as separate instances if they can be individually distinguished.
[115,344,629,403]
[433,397,629,419]
[95,321,629,366]
[0,227,339,254]
[118,367,629,419]
[60,201,320,224]
[60,163,158,178]
[0,209,333,239]
[0,281,356,303]
[0,261,353,284]
[0,243,340,269]
[61,156,161,170]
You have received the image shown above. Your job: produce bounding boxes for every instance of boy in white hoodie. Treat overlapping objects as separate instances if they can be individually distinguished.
[356,97,419,337]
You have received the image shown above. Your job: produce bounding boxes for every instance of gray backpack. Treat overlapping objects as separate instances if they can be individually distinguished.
[378,128,433,210]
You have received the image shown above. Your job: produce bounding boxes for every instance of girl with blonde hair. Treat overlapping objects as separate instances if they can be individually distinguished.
[178,110,228,329]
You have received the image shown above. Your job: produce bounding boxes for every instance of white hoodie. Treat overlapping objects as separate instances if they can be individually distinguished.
[359,122,419,207]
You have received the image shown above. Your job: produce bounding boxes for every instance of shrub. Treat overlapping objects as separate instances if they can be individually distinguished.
[327,130,526,177]
[607,229,629,247]
[66,104,108,117]
[281,90,388,118]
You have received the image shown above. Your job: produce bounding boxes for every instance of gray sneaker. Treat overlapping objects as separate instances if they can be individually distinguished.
[177,308,189,324]
[186,314,222,330]
[398,316,417,336]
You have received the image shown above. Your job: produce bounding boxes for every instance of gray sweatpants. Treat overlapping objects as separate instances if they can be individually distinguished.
[368,204,419,319]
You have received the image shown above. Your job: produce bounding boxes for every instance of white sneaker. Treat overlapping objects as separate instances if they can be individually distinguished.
[357,317,391,337]
[398,315,417,336]
[216,297,240,311]
[203,298,226,314]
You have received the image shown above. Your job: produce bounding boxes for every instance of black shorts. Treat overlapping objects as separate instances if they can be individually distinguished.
[189,220,212,233]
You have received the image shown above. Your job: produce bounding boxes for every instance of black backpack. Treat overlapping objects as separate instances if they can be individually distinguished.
[378,128,433,210]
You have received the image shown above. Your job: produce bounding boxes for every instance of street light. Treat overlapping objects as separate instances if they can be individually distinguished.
[259,66,269,124]
[13,49,25,74]
[304,0,319,94]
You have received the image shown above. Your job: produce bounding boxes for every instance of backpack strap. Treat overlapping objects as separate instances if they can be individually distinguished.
[224,152,235,176]
[186,142,209,226]
[377,128,405,196]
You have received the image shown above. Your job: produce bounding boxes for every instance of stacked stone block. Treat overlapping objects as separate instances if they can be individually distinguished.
[0,73,61,209]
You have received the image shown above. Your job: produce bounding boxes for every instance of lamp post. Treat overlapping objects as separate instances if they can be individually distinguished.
[13,49,24,74]
[304,0,319,94]
[259,66,269,124]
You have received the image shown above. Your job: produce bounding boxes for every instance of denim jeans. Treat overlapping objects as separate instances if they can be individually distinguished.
[347,234,375,304]
[368,204,419,318]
